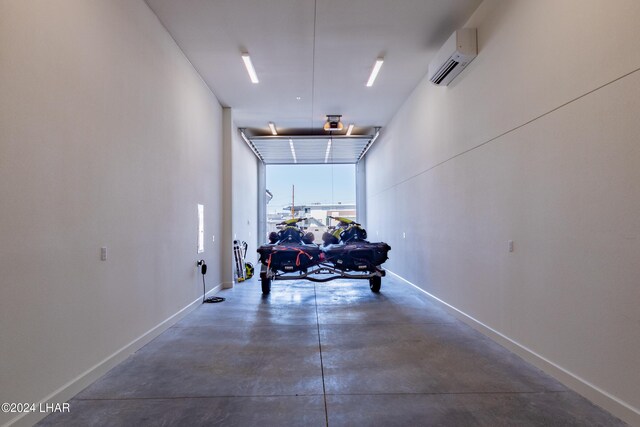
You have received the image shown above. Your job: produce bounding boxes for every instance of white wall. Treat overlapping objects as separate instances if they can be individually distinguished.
[365,0,640,424]
[0,1,224,425]
[231,126,259,268]
[221,109,259,284]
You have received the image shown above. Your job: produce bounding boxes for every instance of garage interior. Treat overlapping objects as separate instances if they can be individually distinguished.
[1,1,639,426]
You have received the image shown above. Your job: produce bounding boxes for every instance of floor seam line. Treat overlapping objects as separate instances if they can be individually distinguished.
[72,394,328,401]
[322,390,571,397]
[314,282,329,427]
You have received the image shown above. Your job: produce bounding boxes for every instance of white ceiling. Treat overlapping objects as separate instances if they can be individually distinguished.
[145,0,482,162]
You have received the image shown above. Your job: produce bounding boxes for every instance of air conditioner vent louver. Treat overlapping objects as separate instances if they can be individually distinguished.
[428,28,477,86]
[431,59,460,85]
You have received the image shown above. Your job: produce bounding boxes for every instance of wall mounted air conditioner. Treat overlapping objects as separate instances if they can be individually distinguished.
[428,28,477,86]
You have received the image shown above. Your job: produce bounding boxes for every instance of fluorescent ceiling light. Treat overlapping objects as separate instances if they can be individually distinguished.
[366,58,384,87]
[346,124,354,136]
[324,139,332,163]
[268,122,277,135]
[241,53,259,84]
[289,139,297,163]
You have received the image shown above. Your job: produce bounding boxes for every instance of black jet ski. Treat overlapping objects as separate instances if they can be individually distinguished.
[321,217,391,292]
[256,218,323,293]
[257,217,390,295]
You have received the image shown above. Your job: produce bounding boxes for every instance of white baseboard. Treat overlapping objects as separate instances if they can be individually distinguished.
[387,270,640,427]
[5,284,224,427]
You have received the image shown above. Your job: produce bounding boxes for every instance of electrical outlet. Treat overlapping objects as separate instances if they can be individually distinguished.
[100,247,107,261]
[508,240,514,253]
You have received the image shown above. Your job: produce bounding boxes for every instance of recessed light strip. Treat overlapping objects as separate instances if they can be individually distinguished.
[366,58,384,87]
[268,122,277,135]
[289,138,297,163]
[241,53,259,84]
[324,139,332,163]
[346,124,354,136]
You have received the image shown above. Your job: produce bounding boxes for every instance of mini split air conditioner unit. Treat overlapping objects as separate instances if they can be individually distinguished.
[428,28,477,86]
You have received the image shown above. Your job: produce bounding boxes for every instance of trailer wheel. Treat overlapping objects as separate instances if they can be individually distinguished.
[369,276,381,293]
[261,273,271,295]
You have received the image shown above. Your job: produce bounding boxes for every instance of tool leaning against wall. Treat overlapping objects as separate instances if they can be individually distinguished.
[233,239,255,283]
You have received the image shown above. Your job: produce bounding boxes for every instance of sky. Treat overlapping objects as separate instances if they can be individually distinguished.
[266,164,356,214]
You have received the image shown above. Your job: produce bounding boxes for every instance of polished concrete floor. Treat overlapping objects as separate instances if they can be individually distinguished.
[40,275,626,426]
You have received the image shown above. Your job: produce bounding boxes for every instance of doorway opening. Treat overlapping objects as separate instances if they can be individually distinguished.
[265,164,356,244]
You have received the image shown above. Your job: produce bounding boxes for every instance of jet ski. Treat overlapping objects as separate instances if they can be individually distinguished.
[321,217,391,292]
[256,218,323,293]
[257,216,391,294]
